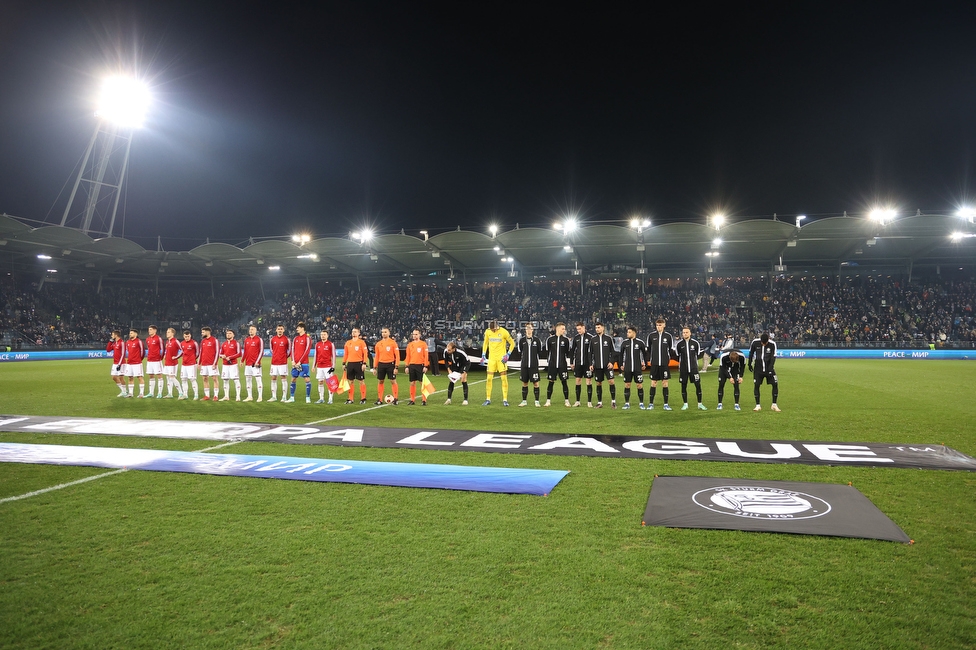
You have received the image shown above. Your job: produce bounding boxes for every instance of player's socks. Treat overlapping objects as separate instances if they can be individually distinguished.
[500,373,509,401]
[648,386,656,405]
[461,382,468,400]
[204,386,210,398]
[575,384,582,402]
[662,387,669,405]
[695,382,703,404]
[733,385,740,403]
[533,386,540,402]
[270,380,277,400]
[718,384,725,404]
[291,381,298,398]
[608,384,616,401]
[546,383,554,399]
[255,378,262,400]
[306,382,312,399]
[410,384,417,401]
[157,382,163,398]
[486,374,494,401]
[223,380,230,397]
[378,380,385,401]
[754,385,761,404]
[624,387,630,403]
[587,385,593,403]
[392,383,399,399]
[139,383,146,397]
[561,380,569,399]
[245,378,253,401]
[522,386,529,401]
[360,384,366,401]
[637,388,644,403]
[319,385,325,400]
[772,385,779,403]
[348,387,355,402]
[148,379,156,397]
[447,382,454,399]
[596,384,603,402]
[681,386,688,403]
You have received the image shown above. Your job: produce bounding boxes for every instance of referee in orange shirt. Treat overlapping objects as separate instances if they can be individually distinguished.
[372,327,400,405]
[404,328,430,405]
[342,327,371,404]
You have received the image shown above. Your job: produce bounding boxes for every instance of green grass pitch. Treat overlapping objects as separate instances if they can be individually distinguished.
[1,359,974,649]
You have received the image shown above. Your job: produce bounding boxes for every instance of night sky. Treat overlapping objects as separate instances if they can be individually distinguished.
[2,2,976,245]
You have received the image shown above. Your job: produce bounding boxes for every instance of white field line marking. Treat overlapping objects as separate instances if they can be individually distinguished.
[301,375,494,426]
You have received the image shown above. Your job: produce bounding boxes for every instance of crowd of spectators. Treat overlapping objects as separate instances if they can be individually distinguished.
[2,273,975,349]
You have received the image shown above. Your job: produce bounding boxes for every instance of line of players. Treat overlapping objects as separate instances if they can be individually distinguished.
[105,322,438,405]
[479,319,780,412]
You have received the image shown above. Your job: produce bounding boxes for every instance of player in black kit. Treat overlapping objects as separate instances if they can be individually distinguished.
[589,322,618,408]
[749,332,781,411]
[717,349,745,411]
[517,323,544,407]
[443,341,470,405]
[676,327,707,410]
[618,326,647,410]
[645,318,677,411]
[544,322,572,407]
[570,322,593,407]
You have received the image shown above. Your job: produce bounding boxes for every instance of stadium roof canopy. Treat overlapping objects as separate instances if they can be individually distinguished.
[1,212,974,286]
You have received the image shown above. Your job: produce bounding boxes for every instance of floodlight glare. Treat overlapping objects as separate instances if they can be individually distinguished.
[951,232,964,242]
[711,214,726,229]
[563,218,578,233]
[712,237,722,247]
[268,265,281,271]
[359,228,374,243]
[868,207,896,223]
[96,76,151,128]
[956,207,976,220]
[563,245,572,252]
[630,218,640,229]
[489,224,499,236]
[37,254,52,260]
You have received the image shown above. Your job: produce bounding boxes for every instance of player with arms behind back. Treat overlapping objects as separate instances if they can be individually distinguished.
[646,318,676,411]
[268,325,290,402]
[314,329,336,404]
[124,328,146,398]
[405,329,430,405]
[144,325,164,398]
[676,327,706,410]
[199,327,220,401]
[242,325,264,402]
[372,328,400,405]
[544,322,572,407]
[517,323,543,407]
[219,329,243,401]
[589,322,618,408]
[570,322,593,407]
[162,327,186,399]
[179,330,200,400]
[481,320,515,406]
[288,322,312,403]
[343,327,371,404]
[619,326,647,410]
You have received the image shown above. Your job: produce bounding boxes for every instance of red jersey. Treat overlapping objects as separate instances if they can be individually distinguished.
[163,338,183,367]
[179,339,199,366]
[292,333,311,364]
[220,339,242,365]
[200,336,219,366]
[270,335,290,365]
[145,334,164,362]
[124,338,145,364]
[243,335,264,367]
[314,340,335,369]
[106,339,124,364]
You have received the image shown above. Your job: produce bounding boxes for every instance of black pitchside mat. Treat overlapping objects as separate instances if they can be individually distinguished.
[642,476,911,543]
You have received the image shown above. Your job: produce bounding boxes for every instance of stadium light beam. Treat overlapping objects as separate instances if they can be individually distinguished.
[956,207,976,222]
[563,218,578,234]
[711,214,726,229]
[868,207,896,224]
[489,224,499,237]
[95,76,151,129]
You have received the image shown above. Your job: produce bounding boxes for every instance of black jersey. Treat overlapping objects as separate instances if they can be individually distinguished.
[720,354,745,379]
[545,334,571,370]
[570,332,593,368]
[749,338,777,373]
[589,333,617,368]
[646,330,677,366]
[443,349,470,373]
[517,334,543,369]
[675,337,702,375]
[618,338,647,373]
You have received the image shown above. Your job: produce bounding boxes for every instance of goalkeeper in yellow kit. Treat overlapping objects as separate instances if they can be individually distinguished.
[481,320,516,406]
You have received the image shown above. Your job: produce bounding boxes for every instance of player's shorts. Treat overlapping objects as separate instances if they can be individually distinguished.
[315,366,334,380]
[592,367,614,382]
[573,365,592,379]
[123,363,143,378]
[199,364,218,377]
[270,364,289,377]
[181,365,198,381]
[376,362,397,381]
[622,370,643,384]
[244,365,262,377]
[221,364,240,380]
[648,365,670,381]
[408,364,425,382]
[679,371,701,383]
[486,358,507,374]
[520,366,540,383]
[110,363,124,377]
[145,361,163,375]
[754,371,777,385]
[345,361,365,381]
[290,363,310,379]
[163,365,178,377]
[547,368,569,382]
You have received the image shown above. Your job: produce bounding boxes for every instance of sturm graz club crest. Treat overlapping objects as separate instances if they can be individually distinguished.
[692,485,832,520]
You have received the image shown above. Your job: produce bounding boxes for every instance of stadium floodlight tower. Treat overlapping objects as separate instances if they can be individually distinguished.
[59,75,150,237]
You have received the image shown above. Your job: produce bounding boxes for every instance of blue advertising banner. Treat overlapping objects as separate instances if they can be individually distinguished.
[0,442,568,495]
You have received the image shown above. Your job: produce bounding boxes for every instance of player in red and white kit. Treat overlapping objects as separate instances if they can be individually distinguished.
[314,329,336,404]
[106,330,125,397]
[145,325,164,398]
[179,330,200,400]
[199,326,220,400]
[162,327,187,399]
[287,321,312,403]
[242,325,265,402]
[268,324,290,402]
[220,328,243,401]
[123,328,146,398]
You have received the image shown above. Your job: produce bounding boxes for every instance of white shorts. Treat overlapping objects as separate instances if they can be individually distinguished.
[270,364,289,377]
[221,365,240,380]
[181,365,198,380]
[124,363,143,378]
[316,367,335,380]
[244,365,262,377]
[163,365,179,377]
[145,361,163,375]
[199,364,218,377]
[110,364,124,377]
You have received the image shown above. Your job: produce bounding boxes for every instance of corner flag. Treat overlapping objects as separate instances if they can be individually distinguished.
[421,374,436,398]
